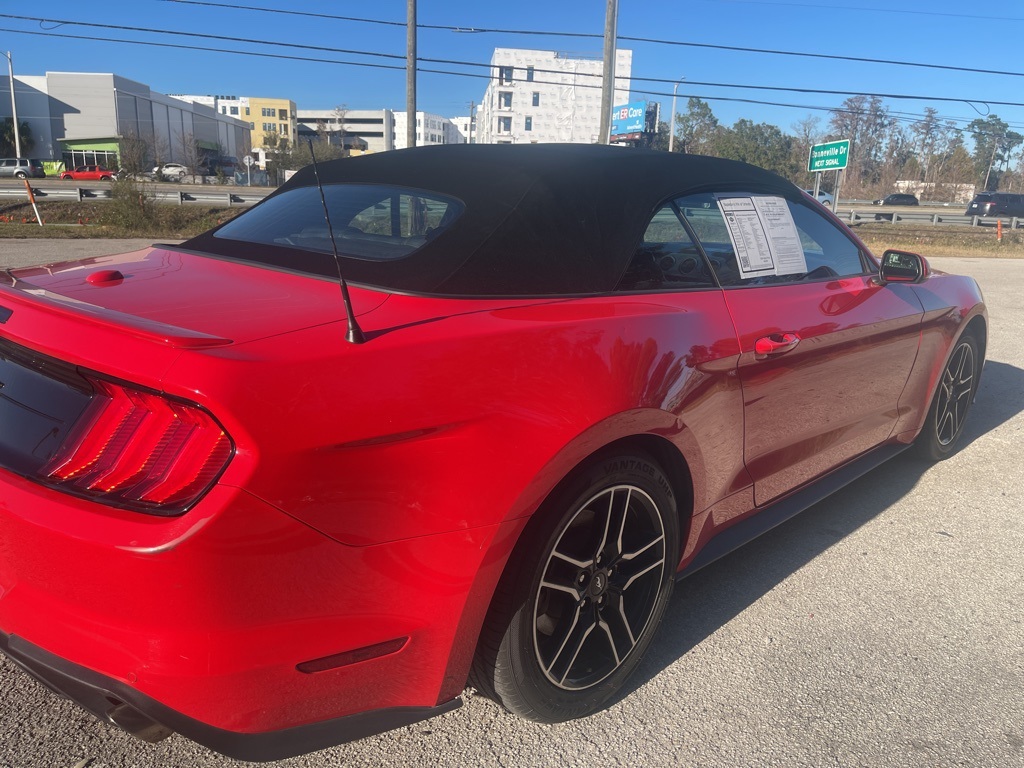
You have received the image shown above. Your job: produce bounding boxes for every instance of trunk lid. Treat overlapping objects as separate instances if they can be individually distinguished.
[1,246,388,348]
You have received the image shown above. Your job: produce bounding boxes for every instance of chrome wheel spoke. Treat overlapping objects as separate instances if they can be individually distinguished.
[617,530,666,591]
[621,556,665,592]
[600,592,638,662]
[549,611,598,685]
[539,577,581,601]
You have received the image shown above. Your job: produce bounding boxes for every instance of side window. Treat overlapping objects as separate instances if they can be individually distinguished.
[348,194,452,239]
[617,203,715,291]
[674,192,869,287]
[215,185,463,261]
[788,200,866,278]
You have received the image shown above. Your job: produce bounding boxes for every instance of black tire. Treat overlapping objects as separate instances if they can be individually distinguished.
[14,171,26,179]
[916,333,979,461]
[473,451,679,722]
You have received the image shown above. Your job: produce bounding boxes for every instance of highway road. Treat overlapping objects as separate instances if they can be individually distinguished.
[0,241,1021,768]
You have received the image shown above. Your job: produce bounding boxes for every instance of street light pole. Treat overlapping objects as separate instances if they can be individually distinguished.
[5,51,21,157]
[668,77,683,153]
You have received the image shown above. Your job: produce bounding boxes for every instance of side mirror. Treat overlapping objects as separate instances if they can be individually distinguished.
[878,249,929,284]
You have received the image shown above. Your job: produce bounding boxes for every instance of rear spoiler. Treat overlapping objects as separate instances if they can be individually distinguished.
[0,273,232,349]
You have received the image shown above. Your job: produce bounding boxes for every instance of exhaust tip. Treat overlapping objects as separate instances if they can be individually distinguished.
[106,701,174,743]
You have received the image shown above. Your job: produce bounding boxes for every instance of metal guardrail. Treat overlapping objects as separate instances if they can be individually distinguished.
[842,208,1022,228]
[0,182,270,208]
[3,183,1020,227]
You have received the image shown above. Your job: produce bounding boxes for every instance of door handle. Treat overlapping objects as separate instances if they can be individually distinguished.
[755,332,801,357]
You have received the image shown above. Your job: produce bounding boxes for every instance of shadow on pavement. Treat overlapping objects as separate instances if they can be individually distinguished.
[623,358,1024,696]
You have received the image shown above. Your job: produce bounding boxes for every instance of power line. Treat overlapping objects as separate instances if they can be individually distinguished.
[6,23,1024,143]
[155,0,592,36]
[5,14,1024,112]
[7,24,1022,141]
[153,0,1024,80]
[0,13,407,63]
[698,0,1024,24]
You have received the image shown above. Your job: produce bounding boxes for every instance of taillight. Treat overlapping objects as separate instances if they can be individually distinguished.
[39,376,233,514]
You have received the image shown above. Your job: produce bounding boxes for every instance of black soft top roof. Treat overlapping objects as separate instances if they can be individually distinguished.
[185,143,800,296]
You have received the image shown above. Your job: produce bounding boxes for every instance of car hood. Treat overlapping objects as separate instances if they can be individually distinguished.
[2,246,389,347]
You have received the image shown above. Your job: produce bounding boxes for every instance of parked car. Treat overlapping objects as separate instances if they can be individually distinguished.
[59,165,117,181]
[803,188,834,207]
[201,156,238,177]
[964,192,1024,217]
[0,145,987,761]
[0,158,46,179]
[873,193,919,206]
[151,162,189,179]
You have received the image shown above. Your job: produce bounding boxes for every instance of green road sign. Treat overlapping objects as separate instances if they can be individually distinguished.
[808,139,850,172]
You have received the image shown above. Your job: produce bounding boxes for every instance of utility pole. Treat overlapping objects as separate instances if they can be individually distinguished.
[597,0,619,145]
[668,77,683,153]
[983,136,1000,192]
[406,0,417,149]
[468,100,474,144]
[5,51,21,157]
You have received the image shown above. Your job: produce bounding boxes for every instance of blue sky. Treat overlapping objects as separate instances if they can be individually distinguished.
[3,0,1023,144]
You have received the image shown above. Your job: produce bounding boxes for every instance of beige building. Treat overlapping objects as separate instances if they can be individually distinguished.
[247,96,298,153]
[172,94,297,167]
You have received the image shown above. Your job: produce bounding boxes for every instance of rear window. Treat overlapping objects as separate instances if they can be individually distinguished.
[214,184,464,262]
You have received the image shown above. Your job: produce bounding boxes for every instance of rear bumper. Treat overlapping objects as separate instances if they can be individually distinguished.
[0,465,506,756]
[0,631,460,762]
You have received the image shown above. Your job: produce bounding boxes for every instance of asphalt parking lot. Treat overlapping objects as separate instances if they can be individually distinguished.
[0,240,1021,768]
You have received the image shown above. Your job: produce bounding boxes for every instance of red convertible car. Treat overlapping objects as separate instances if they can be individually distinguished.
[59,165,117,181]
[0,145,986,760]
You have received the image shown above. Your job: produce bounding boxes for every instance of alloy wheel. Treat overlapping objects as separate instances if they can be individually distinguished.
[935,341,975,446]
[533,484,667,691]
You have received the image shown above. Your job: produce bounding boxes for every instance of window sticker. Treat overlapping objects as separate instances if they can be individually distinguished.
[717,196,808,278]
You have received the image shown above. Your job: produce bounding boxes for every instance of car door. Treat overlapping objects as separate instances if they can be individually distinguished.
[674,192,924,506]
[614,201,752,516]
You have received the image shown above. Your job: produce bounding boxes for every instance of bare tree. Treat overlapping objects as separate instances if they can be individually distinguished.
[174,131,205,183]
[790,115,823,188]
[118,130,150,176]
[331,104,349,147]
[149,133,173,178]
[829,96,895,196]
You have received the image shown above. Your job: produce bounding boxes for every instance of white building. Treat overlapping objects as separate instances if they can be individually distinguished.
[296,110,466,153]
[477,48,632,145]
[451,114,477,144]
[296,109,395,153]
[392,111,464,150]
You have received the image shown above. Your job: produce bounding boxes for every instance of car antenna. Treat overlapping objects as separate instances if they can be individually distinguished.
[307,138,365,344]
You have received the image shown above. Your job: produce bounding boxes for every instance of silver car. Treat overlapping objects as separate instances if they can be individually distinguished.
[803,188,834,208]
[0,158,46,179]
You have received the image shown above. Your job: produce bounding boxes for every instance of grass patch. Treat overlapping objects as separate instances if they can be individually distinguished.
[852,222,1024,259]
[0,179,243,239]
